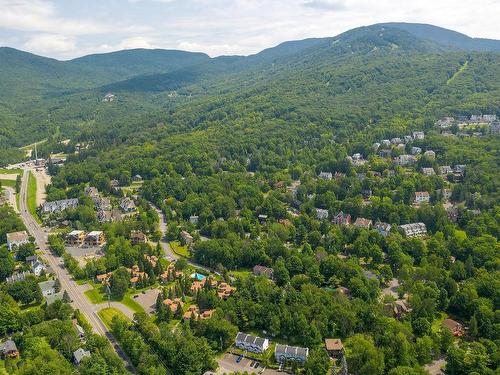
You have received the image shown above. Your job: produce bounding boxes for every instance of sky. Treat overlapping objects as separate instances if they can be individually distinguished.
[0,0,499,60]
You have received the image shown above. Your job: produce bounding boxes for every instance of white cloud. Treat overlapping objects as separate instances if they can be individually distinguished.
[1,0,499,59]
[23,33,75,54]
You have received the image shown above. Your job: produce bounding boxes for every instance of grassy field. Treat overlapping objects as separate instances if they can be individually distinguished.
[0,168,22,175]
[27,171,41,223]
[98,307,129,329]
[170,241,190,257]
[84,284,146,314]
[0,179,16,189]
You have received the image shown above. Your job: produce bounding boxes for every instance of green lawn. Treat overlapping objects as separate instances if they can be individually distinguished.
[170,241,190,257]
[98,307,130,329]
[0,168,22,175]
[0,179,16,188]
[229,270,252,279]
[27,171,41,223]
[84,284,145,314]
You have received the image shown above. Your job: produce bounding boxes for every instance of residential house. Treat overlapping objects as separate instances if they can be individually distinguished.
[217,282,236,299]
[325,339,344,359]
[235,332,269,353]
[5,271,31,283]
[390,137,401,144]
[381,139,391,147]
[319,171,333,180]
[441,319,464,337]
[97,210,113,223]
[84,231,105,247]
[0,340,19,359]
[394,154,416,166]
[38,279,56,297]
[378,149,392,158]
[72,320,86,341]
[66,230,85,246]
[411,146,422,155]
[442,188,452,200]
[384,300,412,319]
[6,231,29,250]
[73,348,91,365]
[132,175,143,182]
[422,167,435,176]
[130,230,148,244]
[120,197,136,213]
[400,223,427,237]
[31,259,46,276]
[183,305,199,320]
[275,344,309,363]
[96,197,111,211]
[336,286,351,298]
[189,215,199,225]
[332,211,351,226]
[454,164,466,174]
[316,208,329,220]
[42,198,79,214]
[412,131,425,140]
[361,189,372,199]
[354,217,372,229]
[253,265,274,279]
[96,272,112,285]
[102,93,115,102]
[372,142,380,150]
[163,298,184,313]
[110,179,120,188]
[403,135,413,143]
[414,191,430,204]
[435,117,455,128]
[423,150,436,159]
[180,230,194,246]
[440,166,453,175]
[374,221,391,237]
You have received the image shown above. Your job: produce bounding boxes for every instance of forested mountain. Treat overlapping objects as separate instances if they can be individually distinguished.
[1,22,499,375]
[380,22,500,52]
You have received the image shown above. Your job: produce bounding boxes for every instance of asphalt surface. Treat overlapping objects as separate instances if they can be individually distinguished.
[19,169,136,373]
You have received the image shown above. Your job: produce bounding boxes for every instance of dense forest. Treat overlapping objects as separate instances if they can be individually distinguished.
[0,23,499,375]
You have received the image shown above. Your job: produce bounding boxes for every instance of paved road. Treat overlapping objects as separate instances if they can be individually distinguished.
[150,202,213,274]
[19,170,136,373]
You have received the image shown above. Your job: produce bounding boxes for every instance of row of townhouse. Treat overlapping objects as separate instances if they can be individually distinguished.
[66,230,106,247]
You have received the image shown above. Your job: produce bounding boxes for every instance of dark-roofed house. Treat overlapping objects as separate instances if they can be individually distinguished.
[0,340,19,358]
[253,265,274,279]
[325,339,344,358]
[235,332,269,353]
[73,348,91,365]
[374,221,391,237]
[130,230,148,245]
[275,344,309,363]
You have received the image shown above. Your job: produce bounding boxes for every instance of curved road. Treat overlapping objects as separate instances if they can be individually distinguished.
[19,170,136,373]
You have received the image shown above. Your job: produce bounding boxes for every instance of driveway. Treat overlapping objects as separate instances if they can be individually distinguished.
[216,353,281,375]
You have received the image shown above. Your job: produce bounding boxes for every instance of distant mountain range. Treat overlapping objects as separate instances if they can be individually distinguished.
[0,22,499,164]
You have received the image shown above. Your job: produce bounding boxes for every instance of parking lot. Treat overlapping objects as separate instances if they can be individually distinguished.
[133,288,161,315]
[66,245,104,267]
[216,353,282,375]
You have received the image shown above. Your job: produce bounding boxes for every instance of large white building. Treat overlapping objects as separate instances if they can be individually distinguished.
[42,198,79,214]
[275,344,309,363]
[235,332,269,353]
[6,231,29,250]
[400,223,427,237]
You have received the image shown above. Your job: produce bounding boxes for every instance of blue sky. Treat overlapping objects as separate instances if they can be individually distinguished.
[1,0,499,59]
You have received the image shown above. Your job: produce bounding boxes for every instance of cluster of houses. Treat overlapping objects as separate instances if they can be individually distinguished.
[233,331,346,367]
[182,304,216,321]
[84,186,136,223]
[373,131,425,158]
[66,230,106,247]
[436,115,499,137]
[41,198,79,215]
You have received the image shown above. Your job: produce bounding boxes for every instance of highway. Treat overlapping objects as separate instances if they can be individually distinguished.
[18,169,136,373]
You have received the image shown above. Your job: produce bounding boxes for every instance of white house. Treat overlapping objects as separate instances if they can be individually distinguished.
[414,192,430,204]
[120,197,136,213]
[318,171,333,180]
[422,167,435,176]
[316,208,329,220]
[235,332,269,353]
[275,344,309,363]
[42,198,79,214]
[411,146,422,155]
[31,259,46,276]
[394,154,416,166]
[73,348,91,365]
[400,223,427,237]
[38,280,56,297]
[412,131,425,140]
[6,231,29,251]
